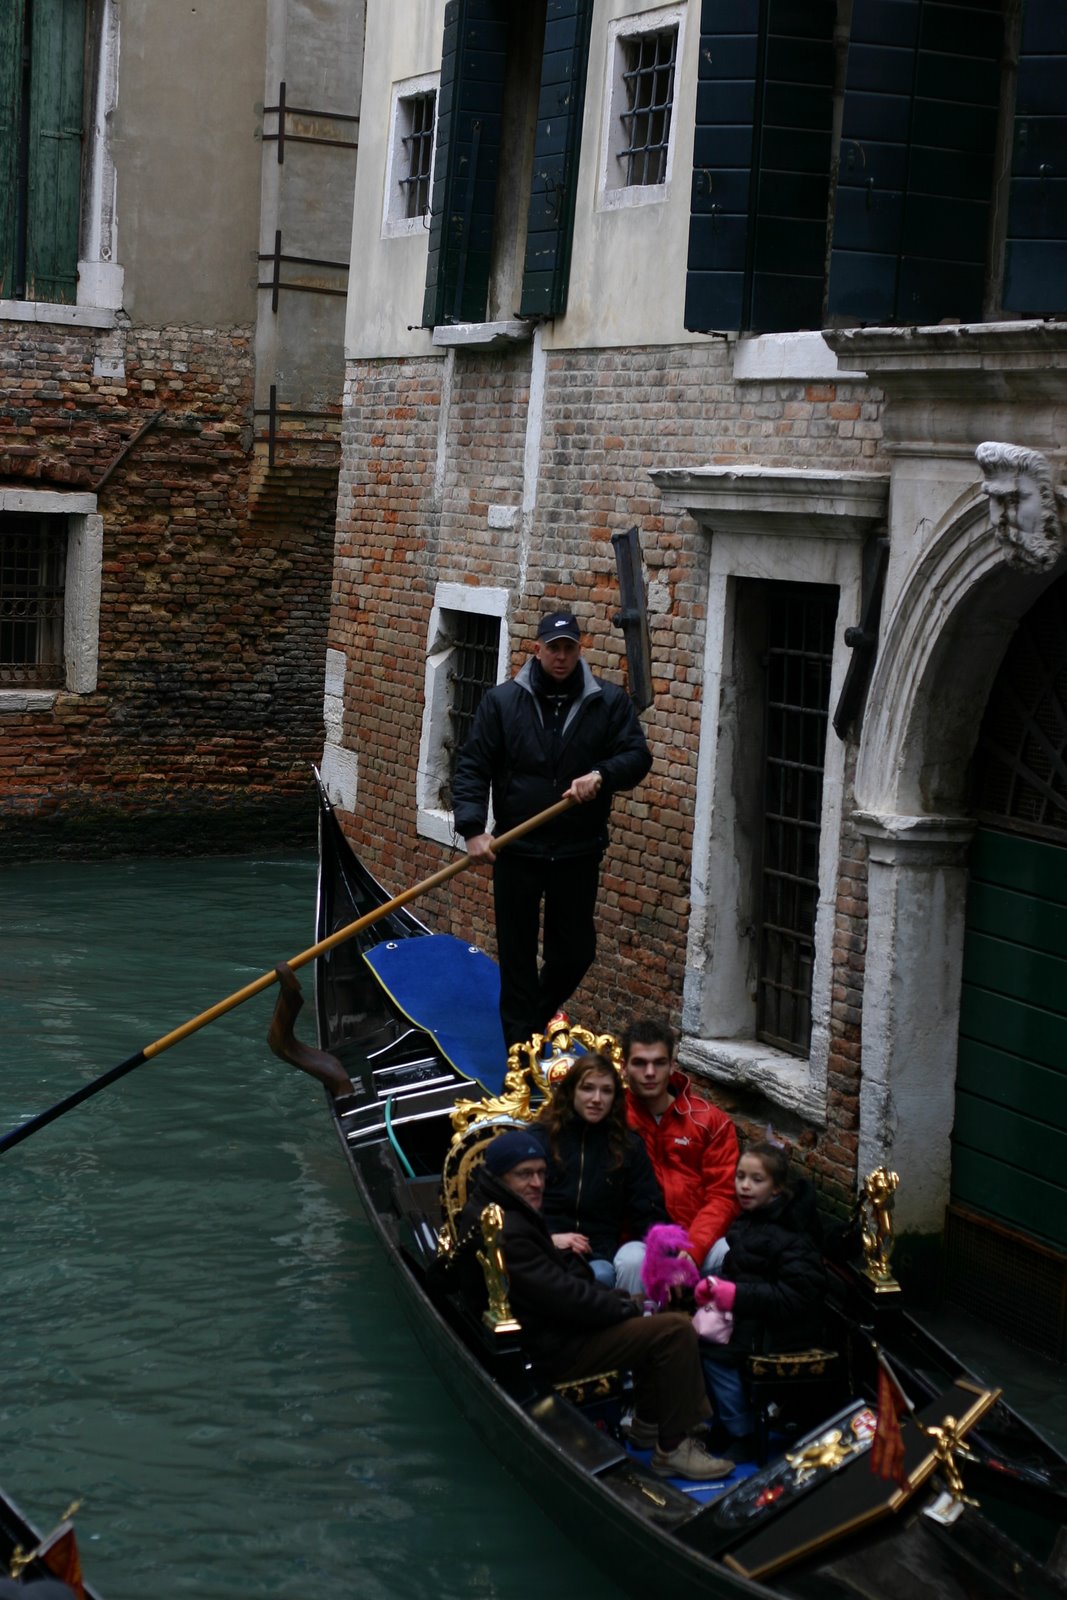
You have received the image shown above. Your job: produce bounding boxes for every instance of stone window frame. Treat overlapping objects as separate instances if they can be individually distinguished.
[0,487,103,709]
[597,3,687,214]
[416,582,511,848]
[381,72,439,241]
[651,466,888,1122]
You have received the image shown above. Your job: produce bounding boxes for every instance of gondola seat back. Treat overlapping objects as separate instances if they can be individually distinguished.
[438,1115,532,1248]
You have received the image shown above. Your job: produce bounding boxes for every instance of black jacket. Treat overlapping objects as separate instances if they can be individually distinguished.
[706,1181,827,1360]
[537,1120,668,1260]
[446,1168,641,1369]
[452,658,652,858]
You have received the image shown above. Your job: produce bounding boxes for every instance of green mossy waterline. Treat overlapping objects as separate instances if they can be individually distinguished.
[0,794,317,862]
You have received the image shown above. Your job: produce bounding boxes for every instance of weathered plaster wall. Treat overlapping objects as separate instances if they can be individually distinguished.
[111,0,264,328]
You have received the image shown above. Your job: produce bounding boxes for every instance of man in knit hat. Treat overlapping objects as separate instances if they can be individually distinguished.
[446,1128,732,1482]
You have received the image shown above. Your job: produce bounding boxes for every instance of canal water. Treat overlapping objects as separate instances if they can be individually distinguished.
[0,853,626,1600]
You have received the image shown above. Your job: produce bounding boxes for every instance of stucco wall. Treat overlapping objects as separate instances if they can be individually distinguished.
[111,0,265,327]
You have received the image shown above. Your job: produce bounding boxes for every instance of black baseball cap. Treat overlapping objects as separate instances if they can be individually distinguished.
[536,611,581,642]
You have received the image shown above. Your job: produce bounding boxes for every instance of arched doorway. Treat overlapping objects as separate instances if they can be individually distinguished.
[949,575,1067,1360]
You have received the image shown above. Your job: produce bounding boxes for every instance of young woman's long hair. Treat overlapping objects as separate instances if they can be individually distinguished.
[537,1053,629,1170]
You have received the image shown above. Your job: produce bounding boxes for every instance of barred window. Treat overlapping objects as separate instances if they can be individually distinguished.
[617,27,677,187]
[400,92,436,220]
[442,610,500,808]
[0,514,66,688]
[757,585,837,1055]
[383,77,438,237]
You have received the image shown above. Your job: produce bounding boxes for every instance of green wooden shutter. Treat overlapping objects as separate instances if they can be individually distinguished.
[828,0,1003,326]
[1003,0,1067,316]
[684,0,835,335]
[518,0,593,319]
[25,0,86,304]
[0,0,27,299]
[421,0,508,328]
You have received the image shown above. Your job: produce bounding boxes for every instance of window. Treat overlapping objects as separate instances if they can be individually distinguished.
[617,26,677,187]
[416,583,509,846]
[756,585,837,1055]
[0,0,87,304]
[0,490,102,701]
[422,0,594,327]
[382,76,438,238]
[600,7,684,210]
[0,515,66,687]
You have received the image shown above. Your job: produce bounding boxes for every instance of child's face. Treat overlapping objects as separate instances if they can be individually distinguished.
[735,1153,779,1211]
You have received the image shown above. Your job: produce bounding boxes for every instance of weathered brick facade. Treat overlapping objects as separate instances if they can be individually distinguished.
[331,338,888,1203]
[0,321,336,858]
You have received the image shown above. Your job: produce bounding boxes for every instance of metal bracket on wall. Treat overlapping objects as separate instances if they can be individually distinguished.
[252,385,340,469]
[94,409,165,491]
[257,231,349,312]
[261,81,359,164]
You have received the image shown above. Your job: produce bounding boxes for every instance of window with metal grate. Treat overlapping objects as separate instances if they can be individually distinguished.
[617,26,677,188]
[442,611,501,809]
[756,585,837,1055]
[0,513,66,688]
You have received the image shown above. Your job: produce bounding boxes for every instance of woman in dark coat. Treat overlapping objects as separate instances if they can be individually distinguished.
[696,1140,826,1455]
[536,1053,668,1288]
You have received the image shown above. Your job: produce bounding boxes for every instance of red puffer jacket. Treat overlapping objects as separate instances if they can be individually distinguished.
[625,1072,740,1265]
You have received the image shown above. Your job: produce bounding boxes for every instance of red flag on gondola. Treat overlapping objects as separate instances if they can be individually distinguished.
[870,1353,910,1486]
[39,1514,87,1600]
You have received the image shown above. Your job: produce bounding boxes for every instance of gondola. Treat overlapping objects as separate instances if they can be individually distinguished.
[295,778,1067,1600]
[0,1487,96,1597]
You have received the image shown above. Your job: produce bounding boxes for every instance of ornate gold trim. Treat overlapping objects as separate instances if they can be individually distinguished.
[478,1203,521,1335]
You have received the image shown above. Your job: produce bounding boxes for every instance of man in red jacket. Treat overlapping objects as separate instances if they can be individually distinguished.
[616,1017,740,1294]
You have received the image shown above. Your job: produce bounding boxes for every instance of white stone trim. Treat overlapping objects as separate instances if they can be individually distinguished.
[0,299,118,329]
[597,4,687,213]
[416,583,510,846]
[431,320,532,349]
[0,488,102,703]
[653,466,888,1119]
[733,331,866,383]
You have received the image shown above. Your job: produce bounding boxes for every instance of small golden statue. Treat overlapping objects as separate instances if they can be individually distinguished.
[923,1416,979,1509]
[858,1166,900,1289]
[477,1203,520,1335]
[785,1428,852,1483]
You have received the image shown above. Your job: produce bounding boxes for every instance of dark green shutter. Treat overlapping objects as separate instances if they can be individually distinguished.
[422,0,508,328]
[518,0,593,319]
[828,0,1003,326]
[1003,0,1067,316]
[0,0,27,299]
[26,0,85,304]
[684,0,835,335]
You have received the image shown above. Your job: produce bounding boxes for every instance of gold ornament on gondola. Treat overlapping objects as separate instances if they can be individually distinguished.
[858,1166,900,1290]
[478,1203,520,1335]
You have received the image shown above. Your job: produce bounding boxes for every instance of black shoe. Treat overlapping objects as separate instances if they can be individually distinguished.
[723,1432,756,1464]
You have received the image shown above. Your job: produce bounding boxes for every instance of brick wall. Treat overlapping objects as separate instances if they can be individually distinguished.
[332,337,885,1199]
[0,320,336,858]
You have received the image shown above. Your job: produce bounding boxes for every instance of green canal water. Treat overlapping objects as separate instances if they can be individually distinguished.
[0,853,625,1600]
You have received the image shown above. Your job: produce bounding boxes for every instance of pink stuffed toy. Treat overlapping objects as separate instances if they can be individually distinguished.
[640,1223,700,1308]
[693,1275,735,1344]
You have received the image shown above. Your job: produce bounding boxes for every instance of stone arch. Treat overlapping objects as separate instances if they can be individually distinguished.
[853,486,1067,1232]
[856,487,1067,821]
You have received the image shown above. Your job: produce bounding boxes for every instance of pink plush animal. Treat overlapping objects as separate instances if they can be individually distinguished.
[640,1223,701,1308]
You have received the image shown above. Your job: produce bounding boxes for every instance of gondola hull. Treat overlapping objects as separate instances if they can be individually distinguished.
[309,781,1067,1600]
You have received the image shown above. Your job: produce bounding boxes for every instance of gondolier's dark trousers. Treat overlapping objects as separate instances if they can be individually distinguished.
[493,850,601,1048]
[548,1312,711,1442]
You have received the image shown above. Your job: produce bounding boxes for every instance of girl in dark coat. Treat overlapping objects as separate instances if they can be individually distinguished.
[536,1054,668,1288]
[695,1140,827,1455]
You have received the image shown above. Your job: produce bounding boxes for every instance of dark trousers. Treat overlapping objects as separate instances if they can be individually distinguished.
[493,850,601,1048]
[550,1313,711,1442]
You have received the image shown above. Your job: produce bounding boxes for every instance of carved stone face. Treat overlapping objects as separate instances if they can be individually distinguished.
[982,469,1046,551]
[976,442,1064,572]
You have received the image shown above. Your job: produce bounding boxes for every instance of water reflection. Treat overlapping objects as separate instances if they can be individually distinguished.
[0,854,623,1600]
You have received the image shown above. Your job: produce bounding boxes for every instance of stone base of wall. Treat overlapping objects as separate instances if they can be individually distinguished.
[0,791,317,863]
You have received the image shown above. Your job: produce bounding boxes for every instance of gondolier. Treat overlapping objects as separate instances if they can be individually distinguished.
[453,611,652,1047]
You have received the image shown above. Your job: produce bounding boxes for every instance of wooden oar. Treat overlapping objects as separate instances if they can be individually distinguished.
[0,795,575,1155]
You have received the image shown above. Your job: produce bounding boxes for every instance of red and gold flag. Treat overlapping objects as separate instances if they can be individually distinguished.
[870,1355,909,1487]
